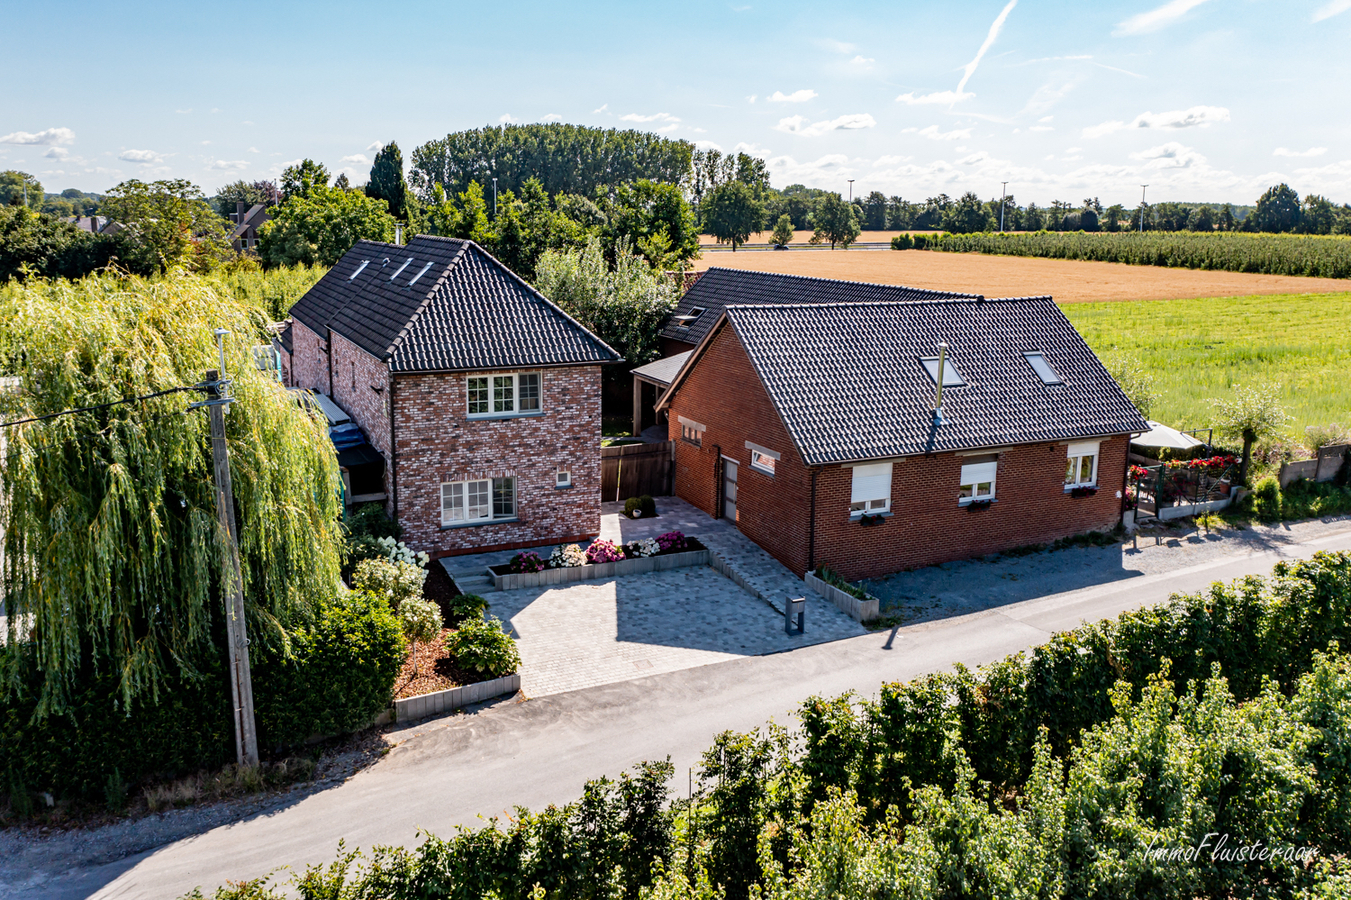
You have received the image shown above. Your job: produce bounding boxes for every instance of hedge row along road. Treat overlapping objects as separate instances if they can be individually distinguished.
[15,521,1351,900]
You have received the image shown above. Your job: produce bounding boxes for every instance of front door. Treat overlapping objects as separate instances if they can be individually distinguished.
[722,459,738,523]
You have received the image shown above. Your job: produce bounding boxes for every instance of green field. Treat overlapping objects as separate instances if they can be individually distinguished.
[1062,291,1351,436]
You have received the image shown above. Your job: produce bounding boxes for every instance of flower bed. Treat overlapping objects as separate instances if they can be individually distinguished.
[488,533,710,590]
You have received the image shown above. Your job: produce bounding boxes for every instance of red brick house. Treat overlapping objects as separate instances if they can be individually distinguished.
[284,235,621,558]
[655,271,1148,579]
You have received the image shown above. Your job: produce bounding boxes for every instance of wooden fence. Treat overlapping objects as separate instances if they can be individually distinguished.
[1279,443,1350,488]
[601,441,674,501]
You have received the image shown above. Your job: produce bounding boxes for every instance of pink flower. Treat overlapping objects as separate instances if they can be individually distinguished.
[585,539,624,564]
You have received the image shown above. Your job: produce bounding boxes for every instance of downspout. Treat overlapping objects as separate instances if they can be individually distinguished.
[326,329,334,396]
[712,444,722,517]
[1118,435,1129,520]
[388,370,398,522]
[808,467,819,573]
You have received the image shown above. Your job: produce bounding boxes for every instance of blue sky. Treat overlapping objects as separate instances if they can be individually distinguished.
[3,0,1349,205]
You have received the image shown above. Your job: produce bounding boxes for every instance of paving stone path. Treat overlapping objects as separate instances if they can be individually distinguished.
[440,496,864,698]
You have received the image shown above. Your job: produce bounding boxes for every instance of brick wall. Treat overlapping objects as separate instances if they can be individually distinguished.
[666,323,1129,579]
[289,319,331,395]
[667,325,814,573]
[330,332,391,459]
[810,436,1130,580]
[393,366,604,557]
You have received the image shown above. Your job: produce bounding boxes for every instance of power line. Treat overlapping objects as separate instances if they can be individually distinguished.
[0,384,204,430]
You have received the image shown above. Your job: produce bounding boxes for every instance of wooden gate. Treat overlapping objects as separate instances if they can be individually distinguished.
[601,441,674,501]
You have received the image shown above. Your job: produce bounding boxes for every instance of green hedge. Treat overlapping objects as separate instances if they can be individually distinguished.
[3,591,404,803]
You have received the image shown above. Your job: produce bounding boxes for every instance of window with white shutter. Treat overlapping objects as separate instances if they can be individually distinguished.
[959,459,997,504]
[850,462,893,516]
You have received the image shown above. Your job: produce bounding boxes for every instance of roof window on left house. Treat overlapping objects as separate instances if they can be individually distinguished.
[672,307,707,328]
[408,261,433,286]
[389,257,413,280]
[347,260,369,281]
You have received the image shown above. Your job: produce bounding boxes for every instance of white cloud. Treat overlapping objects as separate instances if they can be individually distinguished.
[241,120,255,126]
[774,113,876,137]
[1314,0,1351,20]
[619,112,679,123]
[0,127,75,146]
[694,140,724,151]
[209,159,249,170]
[175,108,192,114]
[958,0,1018,96]
[201,140,211,145]
[247,147,259,153]
[341,154,370,164]
[498,113,517,123]
[746,95,757,103]
[1131,141,1206,168]
[851,55,875,67]
[654,123,679,134]
[1115,0,1212,35]
[593,103,608,114]
[43,147,68,159]
[543,113,563,122]
[1083,105,1229,138]
[1274,147,1328,158]
[1030,126,1054,132]
[904,125,972,141]
[769,89,818,103]
[958,152,992,166]
[733,141,773,157]
[366,141,384,152]
[118,149,163,164]
[896,89,975,105]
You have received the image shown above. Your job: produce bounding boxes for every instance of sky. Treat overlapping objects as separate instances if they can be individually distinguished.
[3,0,1350,206]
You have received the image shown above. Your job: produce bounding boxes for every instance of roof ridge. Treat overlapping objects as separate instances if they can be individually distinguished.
[701,265,981,299]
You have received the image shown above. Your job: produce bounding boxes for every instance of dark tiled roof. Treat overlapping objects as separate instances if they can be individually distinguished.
[697,298,1148,466]
[631,350,692,387]
[659,267,981,347]
[278,322,293,355]
[287,236,620,373]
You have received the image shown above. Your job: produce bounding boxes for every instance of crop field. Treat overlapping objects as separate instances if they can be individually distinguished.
[691,246,1350,304]
[1061,291,1351,434]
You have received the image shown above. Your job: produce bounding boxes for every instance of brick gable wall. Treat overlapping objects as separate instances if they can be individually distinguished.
[290,319,332,395]
[330,331,392,458]
[667,324,1128,580]
[393,366,603,557]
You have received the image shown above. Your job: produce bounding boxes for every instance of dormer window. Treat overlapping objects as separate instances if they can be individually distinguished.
[1024,352,1061,385]
[920,356,965,386]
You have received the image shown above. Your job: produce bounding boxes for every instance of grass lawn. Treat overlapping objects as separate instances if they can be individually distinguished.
[1061,291,1351,435]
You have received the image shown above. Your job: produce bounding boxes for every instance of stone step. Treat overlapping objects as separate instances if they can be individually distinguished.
[451,573,497,594]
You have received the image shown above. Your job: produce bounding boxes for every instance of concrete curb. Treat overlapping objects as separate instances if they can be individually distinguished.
[393,673,521,723]
[490,549,710,590]
[804,571,880,623]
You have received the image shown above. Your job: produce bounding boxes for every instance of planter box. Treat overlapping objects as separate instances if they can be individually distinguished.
[490,542,709,590]
[393,672,521,723]
[805,570,880,623]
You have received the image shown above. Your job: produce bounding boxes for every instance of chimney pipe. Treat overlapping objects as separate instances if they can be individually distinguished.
[394,224,404,246]
[236,201,245,224]
[933,341,949,422]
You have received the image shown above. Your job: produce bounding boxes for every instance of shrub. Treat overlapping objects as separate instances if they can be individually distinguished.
[1253,474,1283,521]
[623,495,657,518]
[398,598,443,675]
[890,233,914,250]
[509,550,546,573]
[447,616,521,678]
[376,536,429,568]
[656,531,688,553]
[550,544,587,568]
[446,593,490,625]
[626,538,660,558]
[586,538,625,564]
[351,557,426,607]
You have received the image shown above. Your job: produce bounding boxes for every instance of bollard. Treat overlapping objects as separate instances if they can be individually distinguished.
[785,597,805,635]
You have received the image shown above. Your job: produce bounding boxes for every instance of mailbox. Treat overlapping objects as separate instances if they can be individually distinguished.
[785,597,805,635]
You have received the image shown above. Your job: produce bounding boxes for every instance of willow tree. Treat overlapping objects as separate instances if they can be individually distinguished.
[0,271,343,717]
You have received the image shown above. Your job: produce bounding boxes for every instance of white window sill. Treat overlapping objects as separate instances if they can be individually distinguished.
[554,484,574,490]
[850,510,893,520]
[466,411,545,421]
[441,517,520,530]
[1064,483,1098,492]
[958,498,997,506]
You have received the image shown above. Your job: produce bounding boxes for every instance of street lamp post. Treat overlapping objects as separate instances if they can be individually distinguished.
[1000,181,1008,232]
[1139,184,1148,233]
[847,179,854,203]
[492,177,498,217]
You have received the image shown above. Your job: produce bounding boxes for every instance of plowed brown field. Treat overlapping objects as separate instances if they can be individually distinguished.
[692,248,1350,303]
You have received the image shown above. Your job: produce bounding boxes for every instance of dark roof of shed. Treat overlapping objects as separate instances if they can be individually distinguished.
[631,351,692,387]
[659,267,981,347]
[287,235,620,373]
[662,297,1148,466]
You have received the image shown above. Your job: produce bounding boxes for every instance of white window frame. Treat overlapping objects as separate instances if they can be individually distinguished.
[679,415,705,447]
[441,476,516,525]
[959,460,997,505]
[1024,352,1061,385]
[556,470,572,488]
[466,372,542,418]
[850,462,893,517]
[920,356,966,386]
[1065,441,1100,489]
[746,441,779,476]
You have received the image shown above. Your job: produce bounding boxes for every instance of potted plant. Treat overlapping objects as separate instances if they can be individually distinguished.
[858,513,884,526]
[1070,485,1098,499]
[966,498,993,510]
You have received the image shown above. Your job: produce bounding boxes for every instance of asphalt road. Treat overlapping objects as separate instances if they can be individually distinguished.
[27,524,1351,900]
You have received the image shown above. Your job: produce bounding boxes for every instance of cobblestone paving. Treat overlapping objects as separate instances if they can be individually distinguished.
[489,565,857,697]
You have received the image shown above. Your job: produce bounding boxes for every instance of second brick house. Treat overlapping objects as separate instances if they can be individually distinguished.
[285,235,621,557]
[656,272,1148,580]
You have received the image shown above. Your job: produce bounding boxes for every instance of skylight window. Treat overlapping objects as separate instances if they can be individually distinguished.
[920,356,965,386]
[673,307,707,328]
[347,260,369,281]
[407,261,433,286]
[1024,352,1061,385]
[389,258,412,280]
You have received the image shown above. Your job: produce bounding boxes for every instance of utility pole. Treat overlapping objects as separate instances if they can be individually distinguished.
[1140,184,1149,233]
[198,329,259,768]
[492,177,498,217]
[1000,181,1008,232]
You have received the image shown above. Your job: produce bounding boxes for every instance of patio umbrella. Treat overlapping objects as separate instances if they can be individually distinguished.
[1131,420,1204,451]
